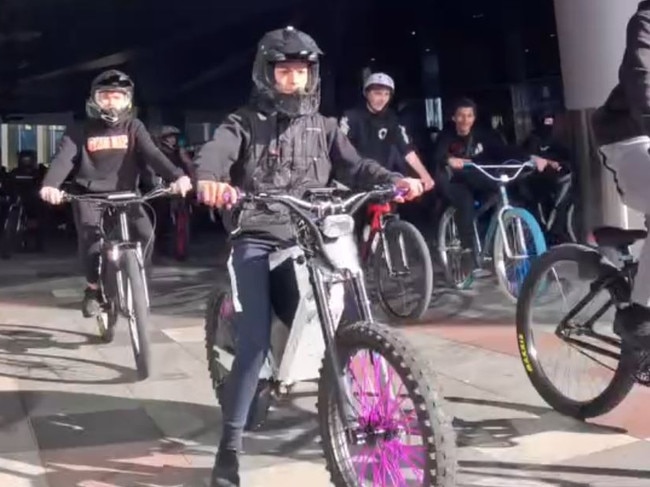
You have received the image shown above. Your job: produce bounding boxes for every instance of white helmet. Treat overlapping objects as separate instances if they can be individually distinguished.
[363,72,395,93]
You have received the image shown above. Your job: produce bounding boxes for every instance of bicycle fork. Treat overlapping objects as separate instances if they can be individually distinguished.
[311,267,394,444]
[496,186,530,260]
[378,218,410,276]
[114,212,150,315]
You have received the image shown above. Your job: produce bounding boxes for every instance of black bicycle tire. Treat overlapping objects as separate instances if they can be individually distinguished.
[173,205,190,261]
[122,250,151,380]
[516,244,637,419]
[436,206,469,289]
[373,219,433,320]
[1,206,21,259]
[317,320,457,486]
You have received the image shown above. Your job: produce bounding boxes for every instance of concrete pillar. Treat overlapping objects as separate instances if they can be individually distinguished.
[553,0,642,237]
[0,125,8,169]
[36,126,48,164]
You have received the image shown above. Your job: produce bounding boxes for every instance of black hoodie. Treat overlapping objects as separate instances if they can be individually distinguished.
[43,118,184,193]
[592,1,650,145]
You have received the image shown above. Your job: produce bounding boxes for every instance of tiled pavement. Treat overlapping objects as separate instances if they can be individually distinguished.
[1,243,650,486]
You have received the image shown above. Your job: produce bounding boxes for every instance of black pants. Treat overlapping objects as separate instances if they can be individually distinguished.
[436,167,497,252]
[220,238,275,452]
[72,200,154,284]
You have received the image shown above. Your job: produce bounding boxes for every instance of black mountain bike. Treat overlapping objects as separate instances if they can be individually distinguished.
[516,226,650,418]
[63,186,172,380]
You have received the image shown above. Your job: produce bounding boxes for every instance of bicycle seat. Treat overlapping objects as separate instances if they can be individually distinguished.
[592,226,647,247]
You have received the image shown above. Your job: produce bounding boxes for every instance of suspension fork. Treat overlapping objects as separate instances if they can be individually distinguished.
[310,266,359,430]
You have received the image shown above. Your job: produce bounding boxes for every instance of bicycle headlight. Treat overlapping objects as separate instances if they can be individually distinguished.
[321,214,355,238]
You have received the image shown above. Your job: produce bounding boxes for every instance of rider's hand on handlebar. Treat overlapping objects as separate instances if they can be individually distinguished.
[171,175,193,197]
[448,157,467,170]
[394,178,424,202]
[197,180,238,209]
[548,159,561,171]
[532,155,552,172]
[40,186,64,205]
[421,172,435,191]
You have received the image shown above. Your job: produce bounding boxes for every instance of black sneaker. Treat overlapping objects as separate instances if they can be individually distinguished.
[210,449,240,487]
[614,303,650,348]
[82,287,101,318]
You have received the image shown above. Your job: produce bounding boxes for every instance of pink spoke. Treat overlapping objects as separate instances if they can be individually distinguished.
[383,443,408,486]
[354,445,374,483]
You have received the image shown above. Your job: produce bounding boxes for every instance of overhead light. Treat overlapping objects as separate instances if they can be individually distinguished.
[411,31,416,35]
[425,48,431,52]
[370,57,375,61]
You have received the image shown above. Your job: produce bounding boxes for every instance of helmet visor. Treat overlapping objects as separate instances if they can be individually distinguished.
[93,89,132,111]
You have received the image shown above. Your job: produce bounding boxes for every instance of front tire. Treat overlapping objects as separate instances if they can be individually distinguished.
[493,208,547,302]
[318,321,457,486]
[122,250,151,380]
[373,219,433,320]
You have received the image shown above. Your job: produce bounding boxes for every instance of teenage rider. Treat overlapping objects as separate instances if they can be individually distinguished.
[193,26,423,487]
[39,70,192,317]
[340,72,434,190]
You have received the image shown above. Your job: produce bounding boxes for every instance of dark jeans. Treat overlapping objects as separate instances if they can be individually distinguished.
[220,238,275,452]
[72,200,154,284]
[436,167,497,252]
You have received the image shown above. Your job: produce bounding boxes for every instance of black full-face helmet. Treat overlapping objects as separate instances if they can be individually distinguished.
[158,125,181,150]
[85,70,134,126]
[252,26,323,117]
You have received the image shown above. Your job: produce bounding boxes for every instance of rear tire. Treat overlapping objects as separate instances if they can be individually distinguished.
[122,251,151,380]
[516,244,638,418]
[318,321,457,486]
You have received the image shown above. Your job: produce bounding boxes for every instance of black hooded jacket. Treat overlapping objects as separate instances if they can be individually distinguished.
[592,1,650,145]
[43,118,184,192]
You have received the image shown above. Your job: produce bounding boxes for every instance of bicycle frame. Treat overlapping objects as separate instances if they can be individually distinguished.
[536,173,573,232]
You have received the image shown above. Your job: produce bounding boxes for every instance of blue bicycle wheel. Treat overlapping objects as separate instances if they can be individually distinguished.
[493,207,547,302]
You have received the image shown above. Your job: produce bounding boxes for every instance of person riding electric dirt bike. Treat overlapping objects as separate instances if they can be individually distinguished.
[194,26,455,487]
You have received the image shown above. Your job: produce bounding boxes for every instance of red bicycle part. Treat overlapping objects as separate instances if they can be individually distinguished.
[361,202,394,262]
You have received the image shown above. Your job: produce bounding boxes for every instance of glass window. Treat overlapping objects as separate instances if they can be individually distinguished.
[18,125,37,152]
[48,125,66,157]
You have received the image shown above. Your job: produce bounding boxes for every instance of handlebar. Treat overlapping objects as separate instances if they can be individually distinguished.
[224,185,404,219]
[61,186,174,205]
[462,160,535,183]
[222,185,405,271]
